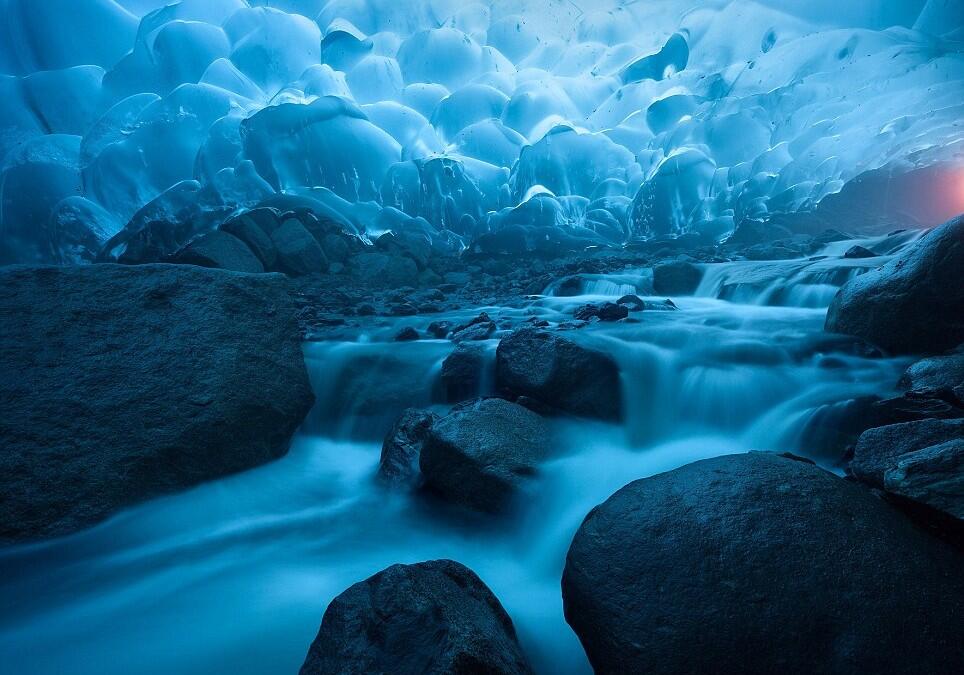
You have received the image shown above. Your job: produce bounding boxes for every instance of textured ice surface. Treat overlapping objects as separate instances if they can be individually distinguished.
[1,0,963,262]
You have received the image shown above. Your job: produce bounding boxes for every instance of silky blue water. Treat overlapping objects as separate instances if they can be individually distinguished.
[0,258,910,675]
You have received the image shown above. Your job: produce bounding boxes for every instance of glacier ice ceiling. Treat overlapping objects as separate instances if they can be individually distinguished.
[1,0,963,266]
[3,3,964,675]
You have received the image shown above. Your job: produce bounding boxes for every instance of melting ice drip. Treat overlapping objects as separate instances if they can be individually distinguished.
[1,0,963,265]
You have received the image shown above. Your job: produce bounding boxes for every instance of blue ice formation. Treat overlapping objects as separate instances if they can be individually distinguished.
[1,0,962,263]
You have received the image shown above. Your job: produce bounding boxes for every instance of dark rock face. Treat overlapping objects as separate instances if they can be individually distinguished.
[843,244,875,259]
[825,215,964,354]
[270,218,329,276]
[898,349,964,391]
[219,209,279,268]
[378,408,438,487]
[496,328,622,420]
[573,302,628,322]
[420,398,550,512]
[441,343,488,403]
[450,312,496,342]
[0,264,315,543]
[852,419,964,520]
[394,326,420,342]
[616,294,645,311]
[652,260,703,295]
[350,252,418,286]
[562,452,964,675]
[173,230,264,273]
[299,559,533,675]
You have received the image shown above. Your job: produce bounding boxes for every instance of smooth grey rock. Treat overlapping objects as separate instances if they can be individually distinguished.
[563,452,964,675]
[826,215,964,354]
[0,264,314,543]
[299,560,533,675]
[420,398,550,512]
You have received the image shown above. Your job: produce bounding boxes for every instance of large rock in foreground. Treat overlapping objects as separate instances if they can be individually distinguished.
[563,452,964,675]
[496,328,622,420]
[0,264,315,543]
[299,559,533,675]
[825,215,964,354]
[420,398,550,512]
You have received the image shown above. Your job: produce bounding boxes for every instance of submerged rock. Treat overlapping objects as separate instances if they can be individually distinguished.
[378,408,438,487]
[0,264,314,543]
[573,302,628,321]
[393,326,420,341]
[826,215,964,354]
[496,328,622,420]
[299,559,533,675]
[616,294,645,311]
[843,244,875,259]
[852,419,964,521]
[562,452,964,675]
[652,260,703,295]
[420,398,550,512]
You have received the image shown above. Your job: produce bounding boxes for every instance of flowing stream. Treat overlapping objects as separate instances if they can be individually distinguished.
[0,248,912,675]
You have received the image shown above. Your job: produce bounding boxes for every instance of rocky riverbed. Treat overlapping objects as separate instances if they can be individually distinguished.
[1,215,962,674]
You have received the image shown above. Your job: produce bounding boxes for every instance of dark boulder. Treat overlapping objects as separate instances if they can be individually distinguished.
[377,408,438,487]
[496,328,622,420]
[573,302,628,322]
[440,343,488,403]
[825,215,964,354]
[616,294,645,311]
[450,312,497,342]
[652,260,703,295]
[299,559,533,675]
[852,419,964,520]
[350,252,419,287]
[420,398,550,512]
[899,348,964,391]
[843,244,875,259]
[270,218,329,276]
[219,209,279,267]
[0,264,314,543]
[724,219,793,247]
[394,326,420,342]
[562,452,964,675]
[173,230,264,273]
[427,320,452,338]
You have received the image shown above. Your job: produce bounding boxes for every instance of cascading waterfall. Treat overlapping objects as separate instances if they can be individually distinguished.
[0,247,913,675]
